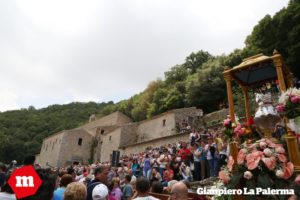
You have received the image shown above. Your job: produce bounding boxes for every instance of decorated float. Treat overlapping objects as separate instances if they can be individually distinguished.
[216,50,300,200]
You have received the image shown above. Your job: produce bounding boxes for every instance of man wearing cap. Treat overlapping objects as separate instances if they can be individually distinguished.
[87,166,109,200]
[92,183,109,200]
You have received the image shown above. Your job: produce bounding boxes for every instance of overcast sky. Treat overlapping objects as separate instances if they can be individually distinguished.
[0,0,288,111]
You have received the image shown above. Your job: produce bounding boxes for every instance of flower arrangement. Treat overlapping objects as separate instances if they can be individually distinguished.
[222,116,260,143]
[276,87,300,120]
[219,138,297,199]
[222,116,235,141]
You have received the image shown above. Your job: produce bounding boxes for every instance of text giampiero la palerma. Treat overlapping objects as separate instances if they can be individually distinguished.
[197,188,295,196]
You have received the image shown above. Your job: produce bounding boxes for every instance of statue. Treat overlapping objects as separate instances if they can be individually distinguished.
[253,93,281,138]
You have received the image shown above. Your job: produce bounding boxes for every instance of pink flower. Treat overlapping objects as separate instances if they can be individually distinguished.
[294,174,300,183]
[265,139,276,148]
[247,143,257,149]
[263,148,272,157]
[259,142,267,149]
[223,119,231,128]
[234,125,245,136]
[283,162,294,180]
[219,170,229,184]
[276,103,285,112]
[243,171,253,179]
[246,148,263,170]
[262,157,276,170]
[277,154,287,163]
[227,156,234,172]
[258,138,266,143]
[289,93,295,98]
[275,147,285,154]
[237,149,247,164]
[291,97,297,103]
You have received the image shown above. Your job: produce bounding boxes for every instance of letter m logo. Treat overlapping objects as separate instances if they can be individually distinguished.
[8,165,42,199]
[15,176,34,187]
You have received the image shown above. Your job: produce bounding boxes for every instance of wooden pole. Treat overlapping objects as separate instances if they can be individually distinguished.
[273,50,300,172]
[223,67,236,123]
[241,86,251,127]
[273,51,286,92]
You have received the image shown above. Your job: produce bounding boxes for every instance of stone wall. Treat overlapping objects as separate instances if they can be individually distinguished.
[79,111,132,132]
[174,107,199,128]
[119,123,138,147]
[203,108,229,124]
[100,128,122,162]
[136,113,176,143]
[121,132,190,156]
[37,131,65,167]
[58,129,93,167]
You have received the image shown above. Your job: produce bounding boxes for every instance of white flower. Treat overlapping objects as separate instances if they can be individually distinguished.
[243,171,253,179]
[263,148,272,157]
[276,169,284,178]
[279,93,289,105]
[291,88,300,97]
[275,147,285,154]
[260,142,267,149]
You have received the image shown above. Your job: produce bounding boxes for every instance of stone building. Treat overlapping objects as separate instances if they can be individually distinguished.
[36,111,133,167]
[36,107,202,167]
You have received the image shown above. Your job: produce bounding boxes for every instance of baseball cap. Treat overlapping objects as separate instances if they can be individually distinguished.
[92,184,108,200]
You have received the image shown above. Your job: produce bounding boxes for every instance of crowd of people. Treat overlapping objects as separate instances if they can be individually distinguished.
[1,125,299,200]
[0,126,231,200]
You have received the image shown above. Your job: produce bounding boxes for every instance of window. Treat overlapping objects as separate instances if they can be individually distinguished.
[163,119,166,126]
[109,135,112,141]
[78,138,82,146]
[101,130,105,134]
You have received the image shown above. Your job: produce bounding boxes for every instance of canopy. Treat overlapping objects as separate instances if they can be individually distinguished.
[227,53,291,87]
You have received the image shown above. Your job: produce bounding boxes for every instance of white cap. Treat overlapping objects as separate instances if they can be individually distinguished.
[92,184,108,200]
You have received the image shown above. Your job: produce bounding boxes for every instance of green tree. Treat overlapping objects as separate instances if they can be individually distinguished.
[164,65,188,85]
[184,50,213,73]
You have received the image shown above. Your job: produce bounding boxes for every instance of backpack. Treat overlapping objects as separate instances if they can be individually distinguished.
[209,145,216,158]
[86,181,102,200]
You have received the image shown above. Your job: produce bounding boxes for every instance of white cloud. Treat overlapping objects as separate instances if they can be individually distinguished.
[0,0,288,111]
[0,90,19,111]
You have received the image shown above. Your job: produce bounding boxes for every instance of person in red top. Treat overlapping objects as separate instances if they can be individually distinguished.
[178,142,192,167]
[162,163,174,187]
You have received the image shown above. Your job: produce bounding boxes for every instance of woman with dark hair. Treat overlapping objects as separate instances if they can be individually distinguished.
[192,142,201,181]
[131,159,140,177]
[0,175,16,200]
[143,154,152,180]
[170,157,181,181]
[150,168,162,183]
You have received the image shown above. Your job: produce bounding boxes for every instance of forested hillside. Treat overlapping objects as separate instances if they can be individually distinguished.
[0,1,299,164]
[0,102,112,163]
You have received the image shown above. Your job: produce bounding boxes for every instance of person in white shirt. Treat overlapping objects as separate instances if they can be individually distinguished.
[205,137,219,177]
[0,176,16,200]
